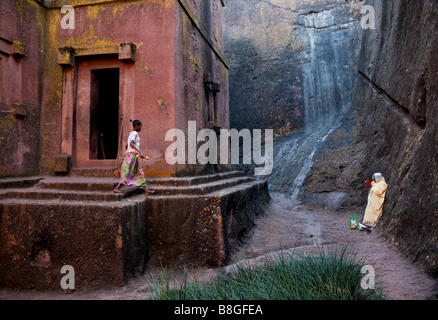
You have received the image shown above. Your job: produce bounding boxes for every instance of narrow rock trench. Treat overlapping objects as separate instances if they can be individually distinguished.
[221,0,438,300]
[2,192,435,300]
[230,193,438,300]
[1,0,436,301]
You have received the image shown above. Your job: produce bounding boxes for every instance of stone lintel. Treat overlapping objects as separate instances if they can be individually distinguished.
[57,43,137,66]
[0,38,27,58]
[57,46,75,67]
[12,41,27,57]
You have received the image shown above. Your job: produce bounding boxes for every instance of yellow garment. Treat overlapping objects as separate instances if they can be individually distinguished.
[363,178,388,227]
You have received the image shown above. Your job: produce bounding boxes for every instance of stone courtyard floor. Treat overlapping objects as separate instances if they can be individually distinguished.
[0,193,437,300]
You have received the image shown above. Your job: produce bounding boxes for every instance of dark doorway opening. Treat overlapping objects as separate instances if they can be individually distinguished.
[89,68,119,160]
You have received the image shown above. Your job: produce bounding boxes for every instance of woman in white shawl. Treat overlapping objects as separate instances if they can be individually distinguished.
[359,173,388,231]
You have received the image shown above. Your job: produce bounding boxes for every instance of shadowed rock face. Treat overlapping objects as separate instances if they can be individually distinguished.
[302,0,438,276]
[352,0,438,276]
[224,0,362,138]
[224,0,363,194]
[224,0,306,137]
[226,0,438,276]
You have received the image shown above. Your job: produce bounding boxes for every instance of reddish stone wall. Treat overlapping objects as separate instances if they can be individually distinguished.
[0,0,46,177]
[174,0,230,176]
[39,1,177,177]
[0,192,147,290]
[1,0,230,178]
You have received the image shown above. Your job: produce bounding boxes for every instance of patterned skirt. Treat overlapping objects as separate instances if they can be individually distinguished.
[119,152,147,187]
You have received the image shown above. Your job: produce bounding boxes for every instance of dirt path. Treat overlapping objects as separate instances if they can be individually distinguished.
[231,193,437,300]
[231,196,438,300]
[1,193,436,300]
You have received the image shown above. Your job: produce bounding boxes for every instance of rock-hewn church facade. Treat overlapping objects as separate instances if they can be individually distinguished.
[1,0,230,178]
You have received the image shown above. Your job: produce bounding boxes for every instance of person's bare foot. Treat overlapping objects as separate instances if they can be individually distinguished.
[145,190,155,195]
[113,189,124,194]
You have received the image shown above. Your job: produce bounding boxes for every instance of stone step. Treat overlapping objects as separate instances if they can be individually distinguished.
[0,177,43,201]
[4,187,143,202]
[35,171,246,192]
[0,179,266,206]
[146,179,268,201]
[0,171,253,202]
[147,171,246,187]
[210,178,268,197]
[0,176,43,189]
[149,176,254,196]
[0,195,145,207]
[69,168,119,177]
[36,177,119,192]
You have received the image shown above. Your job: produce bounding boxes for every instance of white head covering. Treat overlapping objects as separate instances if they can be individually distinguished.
[373,173,383,182]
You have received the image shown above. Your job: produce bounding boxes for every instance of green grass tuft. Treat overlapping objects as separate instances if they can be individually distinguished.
[143,246,385,300]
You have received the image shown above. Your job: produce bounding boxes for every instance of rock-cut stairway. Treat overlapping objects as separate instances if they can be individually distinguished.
[0,171,270,290]
[0,171,256,200]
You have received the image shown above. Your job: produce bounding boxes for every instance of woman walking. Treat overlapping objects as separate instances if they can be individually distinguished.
[114,119,155,195]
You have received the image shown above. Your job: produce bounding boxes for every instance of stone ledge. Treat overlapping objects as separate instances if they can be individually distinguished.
[12,41,27,57]
[57,42,137,67]
[0,174,270,290]
[145,179,270,268]
[37,0,122,8]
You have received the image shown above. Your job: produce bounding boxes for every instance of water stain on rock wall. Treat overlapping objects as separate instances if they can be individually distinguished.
[225,0,438,276]
[304,0,438,276]
[224,0,363,195]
